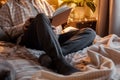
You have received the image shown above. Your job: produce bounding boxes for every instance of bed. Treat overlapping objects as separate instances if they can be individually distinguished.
[0,34,120,80]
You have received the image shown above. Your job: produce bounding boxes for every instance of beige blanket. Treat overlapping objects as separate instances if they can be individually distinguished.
[31,34,120,80]
[0,34,120,80]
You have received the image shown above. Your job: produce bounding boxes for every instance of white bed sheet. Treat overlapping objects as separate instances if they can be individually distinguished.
[32,34,120,80]
[0,34,120,80]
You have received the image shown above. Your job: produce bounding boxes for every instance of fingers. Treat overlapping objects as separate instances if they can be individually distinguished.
[23,18,34,30]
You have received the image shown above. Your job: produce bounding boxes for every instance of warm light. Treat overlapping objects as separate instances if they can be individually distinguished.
[47,0,59,9]
[62,26,78,33]
[0,47,5,52]
[0,0,7,6]
[0,46,13,54]
[1,1,5,4]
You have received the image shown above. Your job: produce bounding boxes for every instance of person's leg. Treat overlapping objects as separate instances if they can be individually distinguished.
[19,13,79,75]
[19,14,53,69]
[59,28,96,56]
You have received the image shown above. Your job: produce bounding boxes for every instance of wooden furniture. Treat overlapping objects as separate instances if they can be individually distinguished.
[66,20,97,30]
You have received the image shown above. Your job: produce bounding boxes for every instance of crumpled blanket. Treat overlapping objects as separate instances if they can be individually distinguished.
[31,34,120,80]
[0,41,46,80]
[0,34,120,80]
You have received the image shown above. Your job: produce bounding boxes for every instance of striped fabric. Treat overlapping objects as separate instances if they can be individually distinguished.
[0,41,47,80]
[8,59,43,80]
[0,0,54,39]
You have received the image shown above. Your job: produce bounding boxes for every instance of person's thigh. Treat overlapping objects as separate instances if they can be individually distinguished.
[19,13,52,50]
[59,28,96,56]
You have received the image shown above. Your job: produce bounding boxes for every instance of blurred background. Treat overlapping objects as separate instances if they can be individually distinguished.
[0,0,98,22]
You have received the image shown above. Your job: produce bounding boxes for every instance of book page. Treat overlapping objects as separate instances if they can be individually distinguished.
[51,6,72,26]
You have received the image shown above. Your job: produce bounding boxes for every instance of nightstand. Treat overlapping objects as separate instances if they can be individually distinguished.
[66,20,97,30]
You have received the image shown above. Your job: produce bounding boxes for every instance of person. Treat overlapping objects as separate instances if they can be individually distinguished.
[0,0,96,75]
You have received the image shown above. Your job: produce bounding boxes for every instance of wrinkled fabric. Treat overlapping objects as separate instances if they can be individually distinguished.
[0,34,120,80]
[0,41,46,80]
[32,34,120,80]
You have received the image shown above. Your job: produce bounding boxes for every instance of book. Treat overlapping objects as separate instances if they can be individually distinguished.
[51,5,72,26]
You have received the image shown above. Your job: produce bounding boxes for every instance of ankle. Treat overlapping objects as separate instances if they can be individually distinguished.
[52,59,80,75]
[38,54,52,68]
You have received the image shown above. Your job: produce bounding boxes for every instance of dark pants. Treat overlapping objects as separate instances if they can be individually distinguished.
[59,28,96,55]
[20,14,96,56]
[19,13,96,74]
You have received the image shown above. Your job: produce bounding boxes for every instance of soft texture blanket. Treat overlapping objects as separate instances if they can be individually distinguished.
[31,34,120,80]
[0,34,120,80]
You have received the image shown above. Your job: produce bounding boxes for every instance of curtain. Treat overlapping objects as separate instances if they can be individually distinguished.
[96,0,120,37]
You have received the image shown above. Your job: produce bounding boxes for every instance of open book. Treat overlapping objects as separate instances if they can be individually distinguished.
[51,5,72,26]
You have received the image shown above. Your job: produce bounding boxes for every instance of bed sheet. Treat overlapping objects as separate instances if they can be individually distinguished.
[32,34,120,80]
[0,34,120,80]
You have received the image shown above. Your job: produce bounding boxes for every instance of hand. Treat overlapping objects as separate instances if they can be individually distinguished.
[23,18,34,30]
[51,25,57,34]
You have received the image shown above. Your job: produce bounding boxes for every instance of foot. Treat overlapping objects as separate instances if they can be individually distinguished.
[57,64,80,75]
[38,54,80,75]
[38,54,52,68]
[53,59,80,75]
